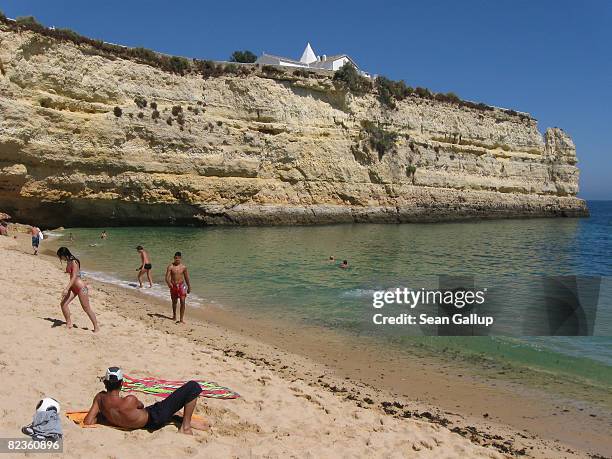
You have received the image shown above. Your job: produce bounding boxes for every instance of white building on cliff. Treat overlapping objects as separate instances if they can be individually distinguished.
[256,42,366,74]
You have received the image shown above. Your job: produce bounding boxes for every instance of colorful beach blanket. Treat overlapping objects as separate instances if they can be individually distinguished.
[121,375,240,400]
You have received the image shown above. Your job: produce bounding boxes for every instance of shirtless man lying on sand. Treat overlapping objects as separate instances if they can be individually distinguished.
[84,367,208,434]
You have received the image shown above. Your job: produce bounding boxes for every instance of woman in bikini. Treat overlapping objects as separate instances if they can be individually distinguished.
[57,247,99,332]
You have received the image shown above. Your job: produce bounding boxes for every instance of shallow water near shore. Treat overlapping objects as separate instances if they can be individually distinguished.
[50,201,612,389]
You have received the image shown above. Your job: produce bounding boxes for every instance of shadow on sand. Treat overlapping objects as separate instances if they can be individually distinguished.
[41,317,80,329]
[147,312,174,321]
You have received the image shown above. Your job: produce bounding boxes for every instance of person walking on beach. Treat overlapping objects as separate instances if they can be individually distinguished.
[136,245,153,288]
[31,226,42,255]
[57,247,99,332]
[165,251,191,324]
[84,367,208,434]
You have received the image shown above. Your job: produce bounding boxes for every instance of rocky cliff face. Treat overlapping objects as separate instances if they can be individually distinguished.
[0,25,588,227]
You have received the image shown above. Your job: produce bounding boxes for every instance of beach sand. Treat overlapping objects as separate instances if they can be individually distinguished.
[0,233,607,458]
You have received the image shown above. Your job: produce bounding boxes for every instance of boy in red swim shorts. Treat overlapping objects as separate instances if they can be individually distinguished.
[165,251,191,324]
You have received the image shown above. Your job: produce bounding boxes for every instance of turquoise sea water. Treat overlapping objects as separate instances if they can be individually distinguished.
[51,201,612,387]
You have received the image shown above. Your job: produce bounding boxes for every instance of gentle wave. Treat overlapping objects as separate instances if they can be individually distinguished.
[340,288,380,298]
[340,286,412,298]
[43,230,64,238]
[83,270,205,308]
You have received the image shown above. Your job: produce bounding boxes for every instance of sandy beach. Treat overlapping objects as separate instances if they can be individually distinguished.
[0,232,609,458]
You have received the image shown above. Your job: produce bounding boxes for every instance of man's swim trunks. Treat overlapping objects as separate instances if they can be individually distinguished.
[32,236,39,248]
[144,263,152,270]
[170,281,187,300]
[145,381,202,429]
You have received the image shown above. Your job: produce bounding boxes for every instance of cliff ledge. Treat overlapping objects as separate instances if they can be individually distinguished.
[0,24,588,226]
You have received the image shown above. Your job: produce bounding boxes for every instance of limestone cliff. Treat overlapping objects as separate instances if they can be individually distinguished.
[0,24,588,227]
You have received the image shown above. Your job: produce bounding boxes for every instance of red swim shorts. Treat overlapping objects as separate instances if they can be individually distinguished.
[170,282,187,300]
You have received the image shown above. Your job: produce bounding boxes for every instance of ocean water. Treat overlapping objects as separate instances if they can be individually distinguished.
[50,201,612,387]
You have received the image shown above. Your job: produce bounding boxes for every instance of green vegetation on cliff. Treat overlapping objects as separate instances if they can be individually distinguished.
[361,121,398,160]
[230,50,257,63]
[0,14,528,118]
[332,63,372,96]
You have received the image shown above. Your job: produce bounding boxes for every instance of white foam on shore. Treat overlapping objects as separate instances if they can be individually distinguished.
[83,270,205,308]
[341,286,412,298]
[341,288,379,298]
[43,230,64,238]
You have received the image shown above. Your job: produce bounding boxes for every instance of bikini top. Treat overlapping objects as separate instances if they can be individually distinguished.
[66,260,83,279]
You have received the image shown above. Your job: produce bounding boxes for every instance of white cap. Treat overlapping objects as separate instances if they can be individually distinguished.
[104,367,123,382]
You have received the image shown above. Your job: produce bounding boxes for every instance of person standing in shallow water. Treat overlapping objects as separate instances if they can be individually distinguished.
[136,245,153,288]
[165,252,191,324]
[57,247,99,332]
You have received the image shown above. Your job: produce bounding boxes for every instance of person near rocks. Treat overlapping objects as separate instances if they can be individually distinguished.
[31,226,42,255]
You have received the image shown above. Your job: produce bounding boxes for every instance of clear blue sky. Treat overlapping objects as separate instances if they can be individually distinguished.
[2,0,610,199]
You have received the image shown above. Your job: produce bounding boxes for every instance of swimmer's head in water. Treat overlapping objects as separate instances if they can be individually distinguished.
[136,245,143,251]
[329,256,334,260]
[342,260,348,264]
